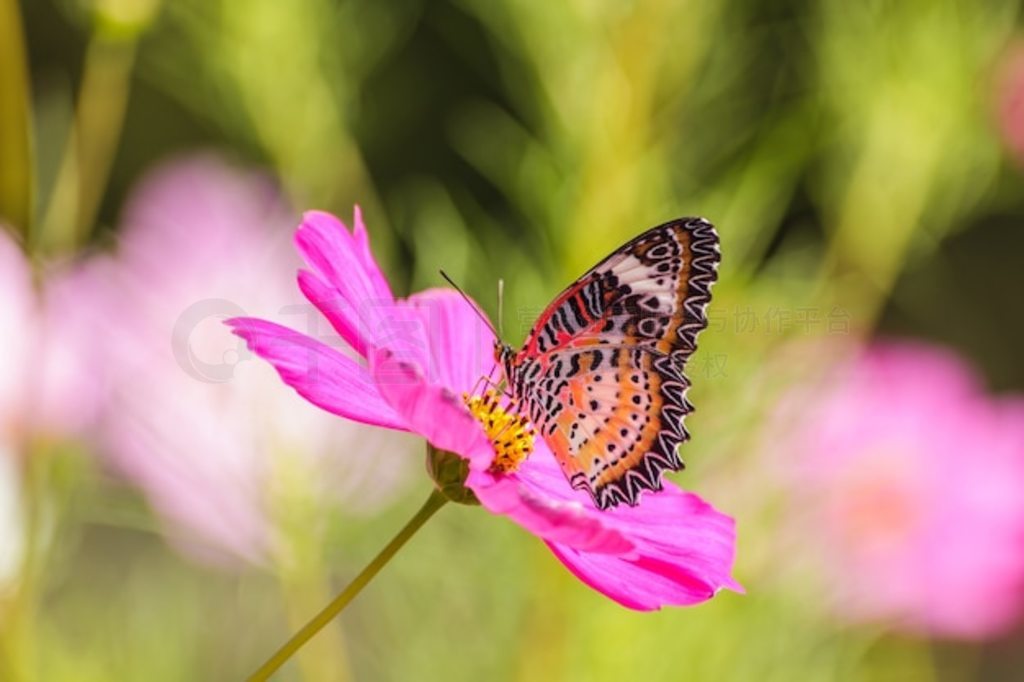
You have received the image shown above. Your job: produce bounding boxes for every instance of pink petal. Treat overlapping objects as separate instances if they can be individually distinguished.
[479,452,740,609]
[467,463,635,554]
[297,269,368,357]
[548,484,741,610]
[370,349,494,468]
[227,317,407,430]
[294,210,394,356]
[601,481,743,591]
[548,545,721,610]
[352,206,394,303]
[296,210,393,301]
[403,288,497,394]
[602,483,741,569]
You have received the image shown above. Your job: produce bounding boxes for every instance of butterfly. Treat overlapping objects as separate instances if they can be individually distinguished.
[495,218,720,510]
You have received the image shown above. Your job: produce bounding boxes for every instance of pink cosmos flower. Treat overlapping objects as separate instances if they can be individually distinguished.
[229,209,741,610]
[785,342,1024,639]
[60,155,416,566]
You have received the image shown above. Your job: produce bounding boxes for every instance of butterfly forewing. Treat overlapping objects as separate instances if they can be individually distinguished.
[506,218,720,509]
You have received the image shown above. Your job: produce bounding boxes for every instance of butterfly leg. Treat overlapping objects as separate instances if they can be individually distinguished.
[467,373,490,398]
[467,367,513,401]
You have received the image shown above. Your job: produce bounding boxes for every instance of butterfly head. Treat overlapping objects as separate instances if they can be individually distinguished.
[495,339,520,385]
[494,339,515,368]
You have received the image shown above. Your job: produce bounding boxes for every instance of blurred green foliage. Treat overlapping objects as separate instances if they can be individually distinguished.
[6,0,1024,680]
[0,0,33,232]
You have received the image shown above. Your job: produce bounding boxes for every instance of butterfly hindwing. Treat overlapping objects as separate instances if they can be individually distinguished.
[524,346,693,509]
[508,218,719,509]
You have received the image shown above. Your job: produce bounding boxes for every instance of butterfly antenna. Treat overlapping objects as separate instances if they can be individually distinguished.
[439,270,499,337]
[497,278,505,340]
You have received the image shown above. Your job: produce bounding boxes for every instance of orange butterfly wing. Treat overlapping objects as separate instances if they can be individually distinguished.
[504,218,719,509]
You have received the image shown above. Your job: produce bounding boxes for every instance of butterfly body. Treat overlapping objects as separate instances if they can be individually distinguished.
[496,218,720,510]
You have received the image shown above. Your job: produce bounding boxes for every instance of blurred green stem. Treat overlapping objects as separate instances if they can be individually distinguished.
[0,446,56,681]
[39,34,138,252]
[281,573,353,682]
[249,489,448,681]
[0,0,33,235]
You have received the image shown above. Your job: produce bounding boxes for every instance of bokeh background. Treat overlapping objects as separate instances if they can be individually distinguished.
[3,0,1024,680]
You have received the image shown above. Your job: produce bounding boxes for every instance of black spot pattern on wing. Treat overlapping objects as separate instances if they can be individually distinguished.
[503,218,721,509]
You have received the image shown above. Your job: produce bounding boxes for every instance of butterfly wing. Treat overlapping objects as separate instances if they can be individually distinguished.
[509,218,719,509]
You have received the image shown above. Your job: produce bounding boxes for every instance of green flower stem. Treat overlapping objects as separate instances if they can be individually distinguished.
[248,489,449,681]
[38,34,138,253]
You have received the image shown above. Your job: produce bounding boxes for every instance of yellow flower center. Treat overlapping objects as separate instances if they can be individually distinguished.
[463,390,536,474]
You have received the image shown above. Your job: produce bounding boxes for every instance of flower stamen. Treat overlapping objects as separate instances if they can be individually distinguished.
[463,390,535,474]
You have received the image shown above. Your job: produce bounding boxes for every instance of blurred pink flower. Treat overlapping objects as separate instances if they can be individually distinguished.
[996,40,1024,164]
[0,231,34,587]
[788,342,1024,639]
[230,210,741,610]
[64,155,416,567]
[0,231,35,441]
[0,227,97,587]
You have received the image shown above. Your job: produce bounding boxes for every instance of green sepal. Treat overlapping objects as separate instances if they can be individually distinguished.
[425,443,479,506]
